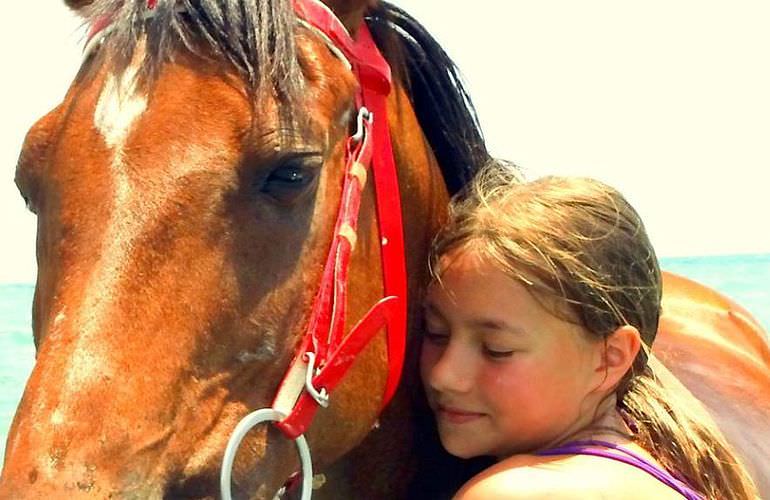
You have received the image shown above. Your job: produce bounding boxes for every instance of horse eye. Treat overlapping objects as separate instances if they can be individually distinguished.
[260,155,321,205]
[267,166,309,185]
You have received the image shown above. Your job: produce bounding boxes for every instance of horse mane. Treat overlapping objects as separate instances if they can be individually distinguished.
[367,2,489,195]
[82,0,487,195]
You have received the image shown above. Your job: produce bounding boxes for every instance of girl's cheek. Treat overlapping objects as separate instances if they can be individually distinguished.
[479,360,531,397]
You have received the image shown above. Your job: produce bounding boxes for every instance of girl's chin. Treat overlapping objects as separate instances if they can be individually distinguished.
[441,442,484,460]
[437,428,491,459]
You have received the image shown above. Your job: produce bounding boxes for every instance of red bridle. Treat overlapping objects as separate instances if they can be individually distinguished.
[86,0,408,441]
[273,0,407,439]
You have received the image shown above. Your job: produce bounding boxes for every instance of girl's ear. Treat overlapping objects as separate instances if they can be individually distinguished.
[593,325,642,393]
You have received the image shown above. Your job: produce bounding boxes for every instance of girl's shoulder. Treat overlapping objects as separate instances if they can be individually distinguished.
[453,453,683,500]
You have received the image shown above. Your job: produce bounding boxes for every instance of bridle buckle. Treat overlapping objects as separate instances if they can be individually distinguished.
[351,107,373,143]
[303,352,330,408]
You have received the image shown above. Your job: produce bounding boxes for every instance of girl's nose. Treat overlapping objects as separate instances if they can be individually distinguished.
[424,340,474,394]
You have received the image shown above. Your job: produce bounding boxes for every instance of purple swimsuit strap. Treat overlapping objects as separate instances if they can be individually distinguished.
[534,439,703,500]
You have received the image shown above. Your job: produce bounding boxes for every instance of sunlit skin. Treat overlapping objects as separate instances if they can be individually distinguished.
[421,247,617,458]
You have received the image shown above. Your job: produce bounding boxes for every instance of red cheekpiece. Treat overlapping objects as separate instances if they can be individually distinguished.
[272,1,407,439]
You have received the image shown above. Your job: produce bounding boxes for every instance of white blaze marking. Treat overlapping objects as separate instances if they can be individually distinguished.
[66,58,225,399]
[94,65,147,149]
[61,66,147,397]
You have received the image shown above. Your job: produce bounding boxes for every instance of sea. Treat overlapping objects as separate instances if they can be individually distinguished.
[1,253,769,467]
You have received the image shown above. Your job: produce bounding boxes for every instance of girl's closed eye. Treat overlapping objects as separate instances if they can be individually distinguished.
[482,344,515,359]
[481,330,520,359]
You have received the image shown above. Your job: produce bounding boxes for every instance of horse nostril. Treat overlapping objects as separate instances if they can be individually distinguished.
[28,468,38,484]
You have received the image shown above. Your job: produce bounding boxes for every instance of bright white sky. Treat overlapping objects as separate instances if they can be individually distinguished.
[2,1,769,283]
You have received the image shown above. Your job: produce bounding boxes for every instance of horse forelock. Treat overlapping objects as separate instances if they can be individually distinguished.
[84,0,303,103]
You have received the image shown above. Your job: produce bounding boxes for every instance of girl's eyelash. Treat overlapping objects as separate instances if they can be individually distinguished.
[422,328,516,358]
[483,346,515,359]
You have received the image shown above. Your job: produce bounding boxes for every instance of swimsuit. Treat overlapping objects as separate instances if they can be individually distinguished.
[535,439,703,499]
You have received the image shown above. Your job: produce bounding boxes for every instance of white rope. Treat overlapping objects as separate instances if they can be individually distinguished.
[221,408,313,500]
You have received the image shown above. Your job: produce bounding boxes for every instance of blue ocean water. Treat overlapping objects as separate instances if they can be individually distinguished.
[659,254,770,331]
[0,284,36,469]
[1,254,769,468]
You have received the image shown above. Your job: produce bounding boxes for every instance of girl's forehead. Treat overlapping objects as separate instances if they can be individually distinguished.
[429,246,583,327]
[429,250,532,309]
[434,245,491,276]
[432,246,532,292]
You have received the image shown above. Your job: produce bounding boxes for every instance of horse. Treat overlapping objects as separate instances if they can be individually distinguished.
[1,0,768,498]
[656,273,770,495]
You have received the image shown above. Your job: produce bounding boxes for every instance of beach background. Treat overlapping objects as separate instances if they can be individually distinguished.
[2,0,770,472]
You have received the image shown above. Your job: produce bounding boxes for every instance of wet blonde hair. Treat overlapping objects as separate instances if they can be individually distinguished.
[431,159,758,500]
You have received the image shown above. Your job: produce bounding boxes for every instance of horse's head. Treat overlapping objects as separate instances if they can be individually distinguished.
[1,1,485,498]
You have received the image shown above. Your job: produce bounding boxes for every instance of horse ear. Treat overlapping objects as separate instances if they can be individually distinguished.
[324,0,377,36]
[64,0,95,14]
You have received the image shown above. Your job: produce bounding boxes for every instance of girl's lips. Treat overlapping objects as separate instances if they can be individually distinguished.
[436,405,485,424]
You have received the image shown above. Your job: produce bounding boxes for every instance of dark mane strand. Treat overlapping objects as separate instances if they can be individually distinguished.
[84,0,303,101]
[366,2,490,195]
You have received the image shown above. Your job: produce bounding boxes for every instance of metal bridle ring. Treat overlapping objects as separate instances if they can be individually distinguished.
[221,408,313,500]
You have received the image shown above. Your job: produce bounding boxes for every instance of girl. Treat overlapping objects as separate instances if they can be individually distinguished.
[420,161,758,499]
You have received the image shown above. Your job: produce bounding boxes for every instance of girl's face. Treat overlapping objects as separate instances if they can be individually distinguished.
[420,248,604,459]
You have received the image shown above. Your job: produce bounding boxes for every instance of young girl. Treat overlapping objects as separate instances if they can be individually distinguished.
[420,160,758,499]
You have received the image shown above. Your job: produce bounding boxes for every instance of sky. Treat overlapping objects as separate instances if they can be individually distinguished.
[2,1,769,283]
